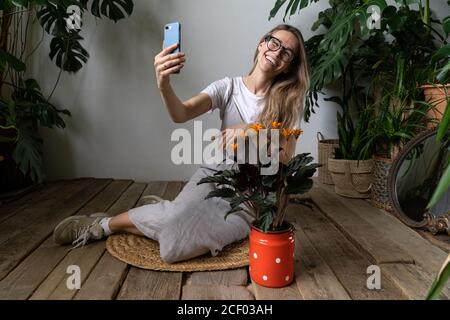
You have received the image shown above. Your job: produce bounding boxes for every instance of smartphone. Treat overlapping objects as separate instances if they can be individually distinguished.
[163,22,181,54]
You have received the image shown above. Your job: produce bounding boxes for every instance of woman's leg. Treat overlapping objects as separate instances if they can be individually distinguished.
[109,211,144,236]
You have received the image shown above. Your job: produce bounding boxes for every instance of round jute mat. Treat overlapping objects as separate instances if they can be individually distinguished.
[106,233,249,272]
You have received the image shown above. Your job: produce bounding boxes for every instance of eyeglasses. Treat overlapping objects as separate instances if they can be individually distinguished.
[264,35,296,63]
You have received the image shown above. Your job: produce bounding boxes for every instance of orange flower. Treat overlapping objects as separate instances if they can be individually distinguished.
[281,128,293,138]
[271,121,282,129]
[248,123,264,133]
[293,128,303,138]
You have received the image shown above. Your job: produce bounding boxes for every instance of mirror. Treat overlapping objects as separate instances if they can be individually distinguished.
[388,128,450,235]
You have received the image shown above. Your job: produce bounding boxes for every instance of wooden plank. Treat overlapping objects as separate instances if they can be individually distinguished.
[0,178,110,281]
[316,181,449,275]
[0,180,67,225]
[73,251,128,300]
[292,217,351,300]
[29,241,106,300]
[251,279,303,300]
[116,269,183,300]
[0,179,89,246]
[309,186,414,264]
[0,237,68,300]
[28,180,133,300]
[181,284,254,300]
[185,269,248,286]
[116,181,184,300]
[380,263,450,300]
[292,203,406,300]
[74,181,155,300]
[416,231,450,253]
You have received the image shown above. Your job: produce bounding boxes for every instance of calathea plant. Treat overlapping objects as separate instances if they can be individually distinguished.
[197,124,320,232]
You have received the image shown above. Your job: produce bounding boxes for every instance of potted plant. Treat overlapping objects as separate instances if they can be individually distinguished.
[269,0,442,199]
[326,97,375,198]
[197,123,319,288]
[0,0,134,195]
[419,0,450,125]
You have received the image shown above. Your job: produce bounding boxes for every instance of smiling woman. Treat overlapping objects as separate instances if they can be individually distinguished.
[52,24,311,265]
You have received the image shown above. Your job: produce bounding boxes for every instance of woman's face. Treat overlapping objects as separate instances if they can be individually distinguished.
[257,30,299,76]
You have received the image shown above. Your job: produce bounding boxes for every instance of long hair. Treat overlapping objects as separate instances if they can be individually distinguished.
[249,24,310,129]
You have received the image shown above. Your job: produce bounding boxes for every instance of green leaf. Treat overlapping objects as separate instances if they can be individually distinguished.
[85,0,133,22]
[444,16,450,37]
[0,49,26,73]
[437,101,450,141]
[426,254,450,300]
[205,187,236,200]
[49,32,89,73]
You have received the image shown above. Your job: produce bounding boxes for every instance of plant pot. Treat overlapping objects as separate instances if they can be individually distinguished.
[317,132,339,185]
[370,155,393,212]
[328,158,374,198]
[249,222,295,288]
[421,84,450,128]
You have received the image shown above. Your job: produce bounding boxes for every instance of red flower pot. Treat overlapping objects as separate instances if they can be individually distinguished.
[249,223,295,288]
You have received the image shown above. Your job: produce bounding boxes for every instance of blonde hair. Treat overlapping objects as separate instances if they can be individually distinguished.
[250,24,310,129]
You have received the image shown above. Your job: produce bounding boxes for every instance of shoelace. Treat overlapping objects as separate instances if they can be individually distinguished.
[71,221,99,250]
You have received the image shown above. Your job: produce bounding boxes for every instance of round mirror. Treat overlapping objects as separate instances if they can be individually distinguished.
[388,128,450,234]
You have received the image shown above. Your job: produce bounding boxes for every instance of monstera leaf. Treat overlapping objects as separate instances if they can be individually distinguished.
[80,0,133,22]
[49,31,89,73]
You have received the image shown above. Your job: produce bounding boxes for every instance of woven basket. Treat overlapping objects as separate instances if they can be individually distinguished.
[328,158,374,198]
[370,155,393,212]
[317,132,339,185]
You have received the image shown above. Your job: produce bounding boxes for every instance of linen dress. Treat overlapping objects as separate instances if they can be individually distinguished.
[128,77,265,263]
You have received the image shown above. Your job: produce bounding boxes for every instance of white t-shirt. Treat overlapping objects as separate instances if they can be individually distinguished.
[201,77,265,130]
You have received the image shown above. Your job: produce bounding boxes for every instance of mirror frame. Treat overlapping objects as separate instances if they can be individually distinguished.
[388,128,450,234]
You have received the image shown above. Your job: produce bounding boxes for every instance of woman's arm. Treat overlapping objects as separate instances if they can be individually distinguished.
[154,43,213,123]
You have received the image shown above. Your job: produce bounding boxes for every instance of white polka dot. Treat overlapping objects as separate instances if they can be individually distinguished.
[253,252,258,259]
[262,275,268,281]
[285,276,290,281]
[275,258,281,264]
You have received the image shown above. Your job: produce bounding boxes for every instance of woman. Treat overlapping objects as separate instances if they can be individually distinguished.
[53,24,310,263]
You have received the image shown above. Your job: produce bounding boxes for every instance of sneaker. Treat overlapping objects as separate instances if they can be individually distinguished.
[53,212,109,248]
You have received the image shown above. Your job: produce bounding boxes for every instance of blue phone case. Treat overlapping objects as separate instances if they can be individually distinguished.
[164,22,181,54]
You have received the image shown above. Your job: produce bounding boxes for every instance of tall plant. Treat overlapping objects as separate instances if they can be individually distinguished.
[0,0,134,185]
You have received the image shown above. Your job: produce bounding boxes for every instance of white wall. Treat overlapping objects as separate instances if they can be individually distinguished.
[29,0,448,182]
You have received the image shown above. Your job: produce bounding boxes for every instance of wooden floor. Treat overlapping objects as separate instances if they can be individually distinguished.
[0,177,449,300]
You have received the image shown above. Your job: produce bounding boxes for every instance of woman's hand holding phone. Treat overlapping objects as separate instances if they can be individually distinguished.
[154,43,186,90]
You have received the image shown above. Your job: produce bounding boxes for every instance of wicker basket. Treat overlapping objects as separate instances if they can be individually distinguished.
[328,158,374,198]
[370,155,393,212]
[317,132,339,185]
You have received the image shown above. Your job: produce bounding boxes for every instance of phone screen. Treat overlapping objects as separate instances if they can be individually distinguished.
[164,22,181,54]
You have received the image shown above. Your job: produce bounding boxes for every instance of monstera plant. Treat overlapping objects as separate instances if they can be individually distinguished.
[0,0,134,193]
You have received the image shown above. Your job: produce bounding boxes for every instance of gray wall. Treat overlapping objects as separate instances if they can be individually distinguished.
[28,0,448,182]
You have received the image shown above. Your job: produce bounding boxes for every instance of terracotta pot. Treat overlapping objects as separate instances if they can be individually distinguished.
[328,158,374,198]
[249,223,295,288]
[421,84,450,127]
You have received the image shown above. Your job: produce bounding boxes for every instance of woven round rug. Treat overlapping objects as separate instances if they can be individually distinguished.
[106,233,249,272]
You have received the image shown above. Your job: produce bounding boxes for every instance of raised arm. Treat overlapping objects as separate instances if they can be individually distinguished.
[154,43,212,123]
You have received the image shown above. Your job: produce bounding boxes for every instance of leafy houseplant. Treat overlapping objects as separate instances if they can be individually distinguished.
[197,123,319,287]
[0,0,134,194]
[269,0,445,199]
